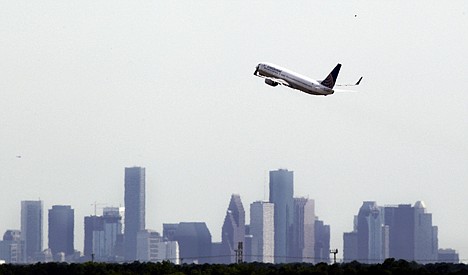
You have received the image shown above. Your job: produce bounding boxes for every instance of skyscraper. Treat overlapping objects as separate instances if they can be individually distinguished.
[384,204,414,260]
[172,222,212,264]
[291,197,315,263]
[220,194,245,263]
[249,201,274,263]
[269,169,294,263]
[84,215,103,260]
[48,205,74,259]
[413,201,438,263]
[21,200,43,263]
[357,201,384,263]
[314,219,330,263]
[124,166,146,261]
[384,201,438,263]
[343,215,358,262]
[84,207,124,262]
[345,200,439,264]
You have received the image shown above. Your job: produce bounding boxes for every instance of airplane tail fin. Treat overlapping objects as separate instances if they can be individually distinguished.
[320,64,341,89]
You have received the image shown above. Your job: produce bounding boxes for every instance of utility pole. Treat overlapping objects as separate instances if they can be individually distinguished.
[235,242,243,264]
[330,249,338,264]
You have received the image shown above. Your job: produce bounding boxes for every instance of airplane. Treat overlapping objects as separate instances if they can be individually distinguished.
[253,62,362,96]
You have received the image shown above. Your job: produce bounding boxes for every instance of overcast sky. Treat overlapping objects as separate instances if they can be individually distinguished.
[1,0,467,262]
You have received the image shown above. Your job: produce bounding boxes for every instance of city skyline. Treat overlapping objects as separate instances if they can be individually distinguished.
[0,167,459,263]
[1,0,467,263]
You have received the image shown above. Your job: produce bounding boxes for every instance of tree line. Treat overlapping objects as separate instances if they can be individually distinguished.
[1,258,467,275]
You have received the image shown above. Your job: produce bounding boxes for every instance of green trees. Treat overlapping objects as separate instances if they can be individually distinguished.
[0,260,467,275]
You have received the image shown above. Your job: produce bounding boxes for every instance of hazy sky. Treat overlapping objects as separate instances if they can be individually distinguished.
[1,0,467,261]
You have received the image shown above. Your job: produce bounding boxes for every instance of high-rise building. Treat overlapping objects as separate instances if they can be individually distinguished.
[384,204,414,260]
[291,197,315,263]
[249,201,274,263]
[124,166,146,261]
[84,216,103,260]
[48,205,74,259]
[314,219,330,263]
[384,201,438,263]
[269,169,294,263]
[136,230,161,262]
[413,201,438,263]
[84,207,124,262]
[21,200,43,263]
[220,194,245,263]
[244,234,253,263]
[345,201,439,264]
[0,230,23,263]
[172,222,212,264]
[357,201,384,263]
[343,231,358,262]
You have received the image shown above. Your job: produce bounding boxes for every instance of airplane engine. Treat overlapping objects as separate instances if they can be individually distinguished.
[265,79,278,87]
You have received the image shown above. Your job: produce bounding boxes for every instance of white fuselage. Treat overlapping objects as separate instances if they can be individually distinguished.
[255,63,334,96]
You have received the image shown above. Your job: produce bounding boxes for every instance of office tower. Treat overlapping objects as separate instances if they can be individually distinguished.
[343,232,358,262]
[384,204,414,260]
[21,200,43,263]
[269,169,294,263]
[413,201,438,263]
[291,197,315,263]
[357,201,384,263]
[172,222,212,264]
[382,224,390,259]
[106,206,125,261]
[0,230,23,263]
[314,219,330,263]
[48,205,74,259]
[124,166,146,261]
[84,207,123,262]
[84,216,103,259]
[103,207,124,260]
[250,201,274,263]
[244,234,253,263]
[345,200,439,264]
[220,194,245,263]
[343,215,358,262]
[384,201,438,263]
[136,230,161,262]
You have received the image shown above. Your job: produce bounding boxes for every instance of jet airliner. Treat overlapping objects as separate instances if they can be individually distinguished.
[254,62,362,96]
